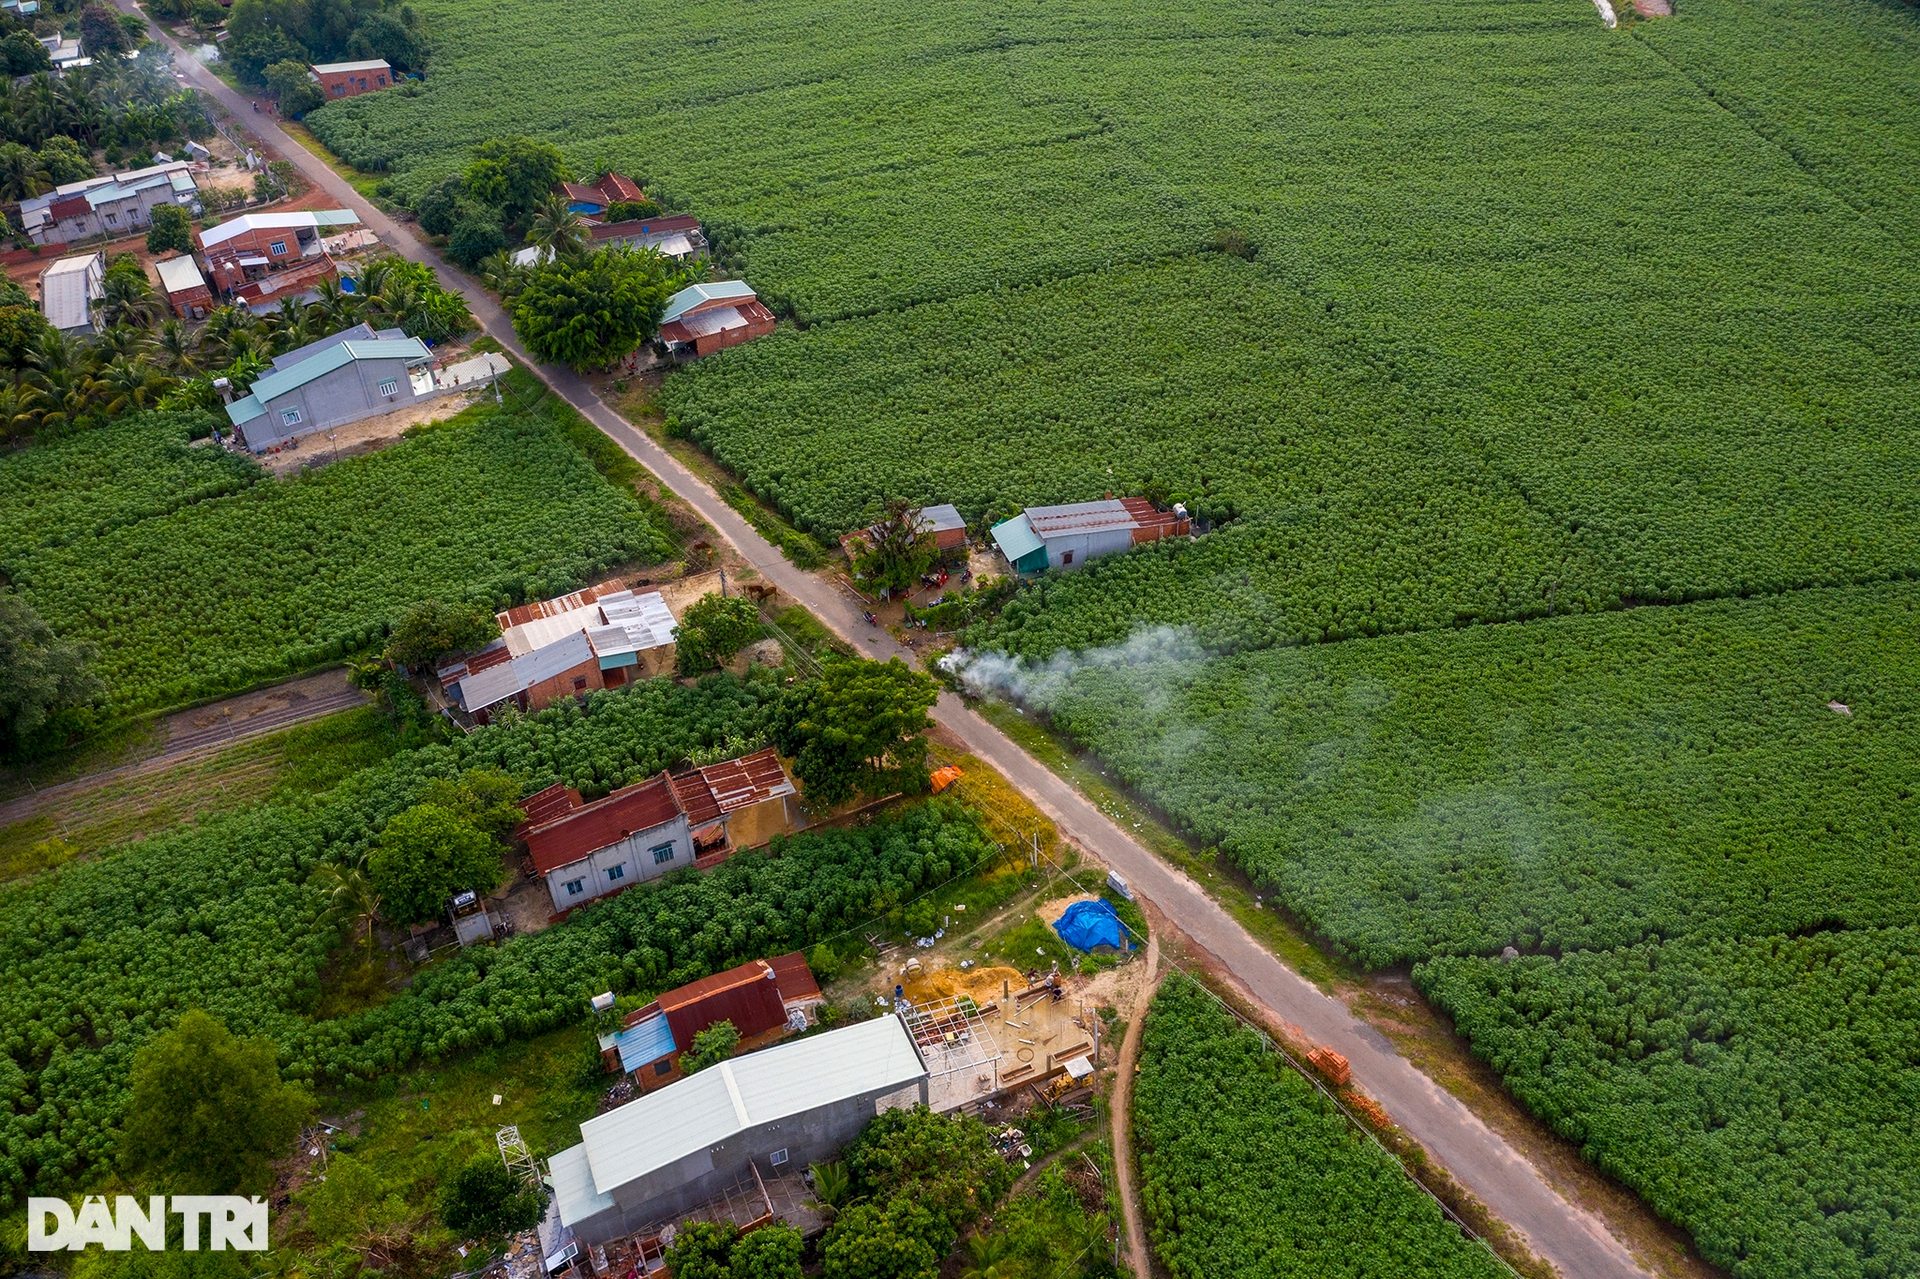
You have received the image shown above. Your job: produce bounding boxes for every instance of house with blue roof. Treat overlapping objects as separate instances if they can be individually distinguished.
[225,324,439,451]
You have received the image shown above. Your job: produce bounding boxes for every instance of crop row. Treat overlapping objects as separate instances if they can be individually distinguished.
[0,410,257,560]
[1134,975,1505,1279]
[1038,583,1920,1278]
[0,671,995,1208]
[4,408,671,710]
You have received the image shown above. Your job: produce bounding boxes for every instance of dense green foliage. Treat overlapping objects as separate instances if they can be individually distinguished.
[1135,978,1505,1279]
[226,0,425,87]
[0,405,668,709]
[119,1011,312,1195]
[773,658,938,806]
[383,598,500,670]
[512,247,679,372]
[1044,586,1920,1278]
[0,590,104,761]
[678,1019,739,1074]
[675,591,762,673]
[840,1106,1012,1238]
[0,672,996,1209]
[438,1154,544,1237]
[366,802,503,926]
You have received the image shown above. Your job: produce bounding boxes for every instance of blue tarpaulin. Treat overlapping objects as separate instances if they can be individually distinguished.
[1053,899,1130,952]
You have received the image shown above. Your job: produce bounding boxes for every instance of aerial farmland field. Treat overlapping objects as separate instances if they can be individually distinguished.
[302,0,1920,1273]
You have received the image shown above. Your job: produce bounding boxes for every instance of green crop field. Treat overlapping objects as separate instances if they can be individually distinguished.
[1041,584,1920,1278]
[300,0,1920,1272]
[0,402,671,711]
[1135,976,1508,1279]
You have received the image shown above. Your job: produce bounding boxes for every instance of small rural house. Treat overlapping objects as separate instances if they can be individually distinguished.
[19,160,201,244]
[669,747,804,857]
[38,253,103,333]
[991,498,1190,574]
[597,952,823,1088]
[592,214,708,260]
[843,503,969,561]
[436,585,681,723]
[554,172,646,218]
[199,209,361,290]
[513,748,803,914]
[228,255,340,314]
[224,325,435,450]
[308,59,393,98]
[154,256,211,319]
[657,280,775,358]
[516,774,691,913]
[550,1016,929,1245]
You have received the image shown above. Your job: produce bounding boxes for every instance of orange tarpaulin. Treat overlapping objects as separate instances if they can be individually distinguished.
[930,765,964,793]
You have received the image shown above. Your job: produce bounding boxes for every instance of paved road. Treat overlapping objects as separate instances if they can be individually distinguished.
[131,25,1654,1279]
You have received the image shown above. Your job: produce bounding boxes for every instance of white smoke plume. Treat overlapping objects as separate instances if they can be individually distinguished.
[940,625,1206,710]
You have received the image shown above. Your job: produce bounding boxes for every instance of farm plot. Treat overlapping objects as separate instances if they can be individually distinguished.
[1,406,671,711]
[0,672,996,1210]
[1037,584,1920,1279]
[1134,975,1507,1279]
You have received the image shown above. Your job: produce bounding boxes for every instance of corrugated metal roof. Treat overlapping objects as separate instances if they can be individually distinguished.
[604,1011,677,1072]
[572,1016,925,1201]
[272,322,380,369]
[517,782,583,829]
[153,256,206,294]
[199,209,360,250]
[455,628,596,714]
[991,514,1044,563]
[766,952,821,1005]
[662,280,757,324]
[597,173,645,203]
[226,394,266,427]
[917,504,967,534]
[310,58,390,73]
[666,305,748,341]
[520,772,682,873]
[550,1144,614,1229]
[1024,498,1137,538]
[40,253,99,331]
[245,338,430,405]
[558,181,606,205]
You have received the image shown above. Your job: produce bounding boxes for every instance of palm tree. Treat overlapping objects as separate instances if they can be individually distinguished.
[99,271,162,329]
[154,318,201,375]
[0,378,41,447]
[959,1233,1014,1279]
[807,1162,853,1220]
[309,276,362,334]
[0,142,51,202]
[267,296,317,352]
[90,356,172,416]
[312,859,382,957]
[95,323,151,362]
[528,193,589,260]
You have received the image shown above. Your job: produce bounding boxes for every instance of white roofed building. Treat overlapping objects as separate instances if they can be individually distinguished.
[550,1016,929,1245]
[38,253,103,333]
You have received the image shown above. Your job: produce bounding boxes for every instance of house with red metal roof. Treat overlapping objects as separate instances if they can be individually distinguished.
[657,280,776,359]
[596,952,824,1089]
[517,774,692,913]
[515,748,804,914]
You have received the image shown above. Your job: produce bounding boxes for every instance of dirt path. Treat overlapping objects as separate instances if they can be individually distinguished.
[0,670,368,829]
[124,20,1656,1278]
[1110,936,1162,1279]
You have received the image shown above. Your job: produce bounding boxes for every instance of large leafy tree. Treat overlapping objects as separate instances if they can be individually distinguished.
[852,498,937,599]
[662,1222,737,1279]
[367,802,504,926]
[264,58,325,117]
[730,1225,804,1279]
[385,597,499,669]
[512,246,675,372]
[773,658,938,806]
[463,135,565,227]
[819,1198,944,1279]
[675,591,762,673]
[145,202,193,255]
[438,1154,544,1237]
[679,1019,740,1074]
[120,1010,312,1193]
[0,590,103,761]
[841,1106,1011,1236]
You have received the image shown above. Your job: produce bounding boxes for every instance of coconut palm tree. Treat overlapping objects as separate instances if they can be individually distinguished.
[95,323,151,362]
[154,318,201,375]
[959,1233,1015,1279]
[528,193,590,261]
[99,271,162,329]
[90,355,172,416]
[309,275,362,334]
[312,859,382,957]
[0,142,50,202]
[0,377,41,447]
[807,1161,853,1220]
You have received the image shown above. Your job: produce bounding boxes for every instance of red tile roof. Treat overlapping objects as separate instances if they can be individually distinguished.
[517,782,583,830]
[518,774,683,873]
[590,214,701,242]
[766,951,821,1004]
[596,173,645,204]
[498,583,618,629]
[558,181,607,205]
[49,196,89,220]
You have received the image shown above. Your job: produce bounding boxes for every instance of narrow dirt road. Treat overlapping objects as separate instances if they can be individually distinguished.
[125,21,1655,1279]
[1110,936,1162,1279]
[0,670,367,829]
